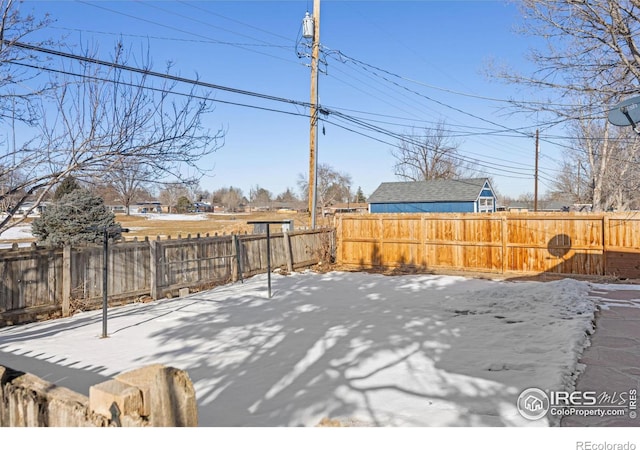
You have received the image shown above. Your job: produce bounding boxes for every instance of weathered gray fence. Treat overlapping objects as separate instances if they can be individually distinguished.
[0,228,334,327]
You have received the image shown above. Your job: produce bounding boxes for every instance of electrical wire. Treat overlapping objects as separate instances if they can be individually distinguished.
[76,0,304,68]
[8,40,313,109]
[8,40,560,183]
[50,26,292,49]
[10,61,311,119]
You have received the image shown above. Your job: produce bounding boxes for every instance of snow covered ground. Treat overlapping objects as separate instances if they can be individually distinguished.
[0,270,599,427]
[0,214,208,248]
[134,213,209,221]
[0,224,33,240]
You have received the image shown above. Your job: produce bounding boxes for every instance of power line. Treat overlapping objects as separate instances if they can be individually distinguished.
[324,47,623,114]
[70,4,552,181]
[67,2,619,149]
[10,61,311,120]
[137,0,284,48]
[64,3,580,157]
[8,40,313,109]
[177,0,296,44]
[50,26,292,49]
[76,0,303,68]
[326,111,549,179]
[8,40,561,182]
[318,46,553,169]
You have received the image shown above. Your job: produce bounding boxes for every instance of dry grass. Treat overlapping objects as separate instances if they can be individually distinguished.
[116,211,328,241]
[1,211,336,245]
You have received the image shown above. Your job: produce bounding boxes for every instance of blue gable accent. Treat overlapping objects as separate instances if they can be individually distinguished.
[480,188,494,198]
[370,201,476,214]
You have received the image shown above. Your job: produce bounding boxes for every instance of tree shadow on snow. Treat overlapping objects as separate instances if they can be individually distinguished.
[118,271,542,427]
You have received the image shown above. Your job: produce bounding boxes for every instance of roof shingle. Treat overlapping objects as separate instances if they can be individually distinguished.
[368,178,490,204]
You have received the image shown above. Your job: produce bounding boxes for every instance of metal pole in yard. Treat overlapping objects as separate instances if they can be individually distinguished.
[102,227,108,338]
[248,220,292,298]
[99,225,128,339]
[266,225,272,298]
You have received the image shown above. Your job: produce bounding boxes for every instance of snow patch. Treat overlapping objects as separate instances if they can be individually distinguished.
[0,271,598,427]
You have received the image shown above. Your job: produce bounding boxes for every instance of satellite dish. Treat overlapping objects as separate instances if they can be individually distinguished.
[608,96,640,132]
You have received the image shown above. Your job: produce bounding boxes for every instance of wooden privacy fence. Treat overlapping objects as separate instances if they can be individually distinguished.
[0,228,334,326]
[336,213,640,278]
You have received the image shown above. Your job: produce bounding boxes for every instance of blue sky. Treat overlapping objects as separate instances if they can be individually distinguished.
[16,1,564,201]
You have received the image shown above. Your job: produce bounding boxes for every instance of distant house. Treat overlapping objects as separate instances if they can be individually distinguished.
[134,201,163,214]
[505,200,571,213]
[193,202,213,213]
[16,202,49,216]
[323,202,369,216]
[368,178,497,214]
[106,205,127,214]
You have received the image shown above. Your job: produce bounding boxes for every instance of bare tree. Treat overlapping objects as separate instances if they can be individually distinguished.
[504,1,640,102]
[557,110,640,211]
[249,184,272,210]
[0,0,55,219]
[0,40,224,233]
[548,160,589,204]
[159,182,190,214]
[391,122,469,182]
[298,163,352,215]
[593,128,640,211]
[102,158,152,215]
[221,186,244,212]
[493,1,640,210]
[211,186,244,212]
[0,0,53,124]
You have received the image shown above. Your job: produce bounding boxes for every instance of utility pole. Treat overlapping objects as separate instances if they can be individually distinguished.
[307,0,320,228]
[534,129,539,212]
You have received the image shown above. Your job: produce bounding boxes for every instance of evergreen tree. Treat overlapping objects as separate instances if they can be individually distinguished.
[53,176,81,201]
[32,189,118,247]
[355,186,367,203]
[176,196,193,214]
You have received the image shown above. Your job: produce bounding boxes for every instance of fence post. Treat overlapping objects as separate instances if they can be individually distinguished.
[378,216,384,267]
[419,215,425,268]
[283,230,294,272]
[501,216,508,274]
[194,236,201,282]
[231,234,238,282]
[335,216,342,265]
[602,214,609,276]
[150,239,160,300]
[62,245,71,317]
[48,250,56,305]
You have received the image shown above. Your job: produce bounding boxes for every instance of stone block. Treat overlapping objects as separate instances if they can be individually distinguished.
[115,364,198,426]
[114,365,156,416]
[179,288,190,297]
[43,385,89,427]
[89,379,144,420]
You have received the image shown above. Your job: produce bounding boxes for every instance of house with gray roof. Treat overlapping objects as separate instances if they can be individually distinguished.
[368,178,496,213]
